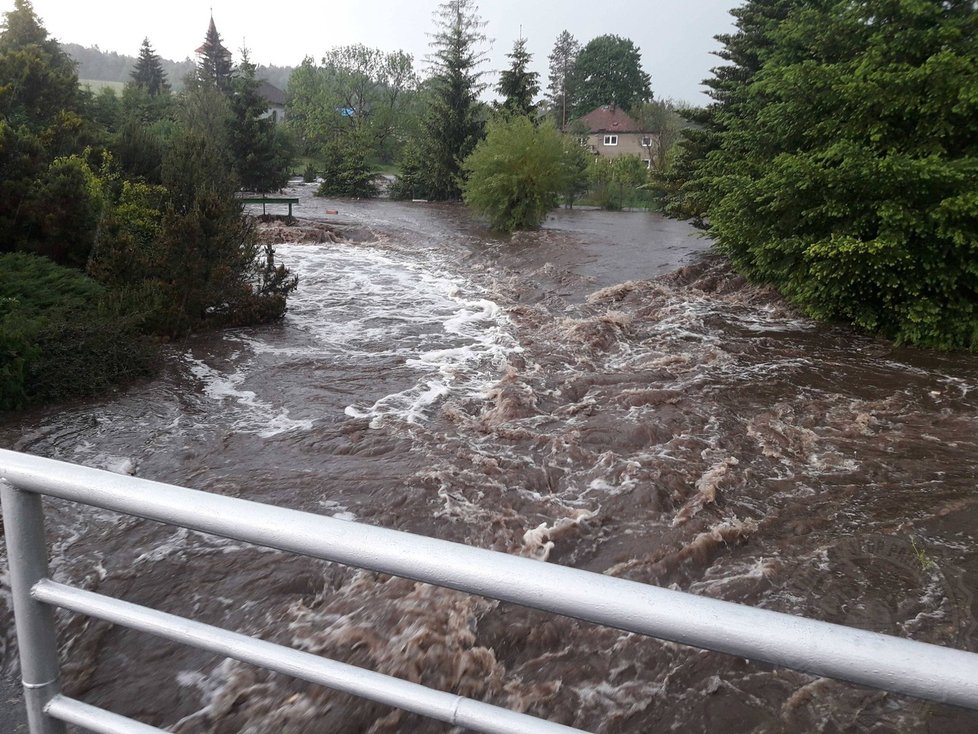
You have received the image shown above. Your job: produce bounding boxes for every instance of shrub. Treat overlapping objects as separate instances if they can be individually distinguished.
[0,253,156,411]
[461,116,567,232]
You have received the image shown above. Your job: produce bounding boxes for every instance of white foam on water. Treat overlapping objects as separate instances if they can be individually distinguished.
[185,356,314,437]
[272,245,518,427]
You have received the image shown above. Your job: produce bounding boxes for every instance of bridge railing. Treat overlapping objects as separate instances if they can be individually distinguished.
[2,447,977,734]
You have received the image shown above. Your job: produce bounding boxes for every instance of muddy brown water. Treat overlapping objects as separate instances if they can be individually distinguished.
[1,185,976,733]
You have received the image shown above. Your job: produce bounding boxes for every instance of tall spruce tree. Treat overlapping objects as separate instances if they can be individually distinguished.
[130,37,170,97]
[697,0,978,349]
[496,36,539,117]
[228,52,290,192]
[401,0,488,201]
[546,30,580,127]
[195,14,233,92]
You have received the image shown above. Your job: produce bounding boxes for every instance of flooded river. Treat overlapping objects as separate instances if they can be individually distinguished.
[2,184,977,733]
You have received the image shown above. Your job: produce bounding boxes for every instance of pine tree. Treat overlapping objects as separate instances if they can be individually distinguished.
[410,0,489,201]
[195,14,233,92]
[496,36,539,117]
[228,52,290,192]
[546,30,580,127]
[130,37,170,97]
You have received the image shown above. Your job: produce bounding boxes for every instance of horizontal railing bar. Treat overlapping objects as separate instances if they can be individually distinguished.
[3,449,978,711]
[45,695,166,734]
[32,580,584,734]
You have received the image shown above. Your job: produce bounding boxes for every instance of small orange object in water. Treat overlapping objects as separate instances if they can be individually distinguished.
[325,209,338,215]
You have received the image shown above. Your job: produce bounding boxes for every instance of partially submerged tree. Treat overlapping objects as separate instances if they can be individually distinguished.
[396,0,489,200]
[462,116,567,231]
[693,0,978,349]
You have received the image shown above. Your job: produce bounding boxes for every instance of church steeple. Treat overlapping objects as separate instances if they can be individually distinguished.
[195,12,234,91]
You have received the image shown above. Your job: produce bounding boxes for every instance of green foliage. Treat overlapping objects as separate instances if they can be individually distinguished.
[568,35,652,117]
[0,2,300,413]
[229,54,292,193]
[0,253,156,410]
[398,0,489,201]
[695,0,978,349]
[20,153,106,268]
[0,0,80,130]
[462,116,567,231]
[286,47,418,165]
[496,38,539,116]
[546,30,581,127]
[587,154,650,211]
[130,37,170,97]
[316,135,379,198]
[558,135,592,208]
[195,15,234,92]
[87,180,166,286]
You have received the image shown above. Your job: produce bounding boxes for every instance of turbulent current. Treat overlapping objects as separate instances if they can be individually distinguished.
[2,184,977,733]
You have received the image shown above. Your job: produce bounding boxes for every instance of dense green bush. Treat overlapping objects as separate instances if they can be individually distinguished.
[461,116,568,232]
[588,154,651,211]
[680,0,978,349]
[0,253,156,410]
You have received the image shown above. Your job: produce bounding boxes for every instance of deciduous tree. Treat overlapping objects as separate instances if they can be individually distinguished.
[462,116,567,231]
[568,35,651,117]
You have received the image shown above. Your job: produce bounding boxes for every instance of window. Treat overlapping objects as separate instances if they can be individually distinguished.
[578,137,589,147]
[603,135,618,146]
[641,136,652,147]
[643,159,652,170]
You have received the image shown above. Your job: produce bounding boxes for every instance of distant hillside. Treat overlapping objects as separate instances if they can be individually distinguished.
[63,43,294,93]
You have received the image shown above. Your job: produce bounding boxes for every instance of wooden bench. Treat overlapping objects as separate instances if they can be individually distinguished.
[238,196,300,218]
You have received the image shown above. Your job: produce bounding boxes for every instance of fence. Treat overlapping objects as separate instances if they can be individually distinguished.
[2,447,977,733]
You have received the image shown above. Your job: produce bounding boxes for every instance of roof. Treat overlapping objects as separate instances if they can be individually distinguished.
[577,105,644,134]
[258,81,287,106]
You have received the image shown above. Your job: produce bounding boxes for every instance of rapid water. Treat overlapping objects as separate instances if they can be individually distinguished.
[1,185,976,733]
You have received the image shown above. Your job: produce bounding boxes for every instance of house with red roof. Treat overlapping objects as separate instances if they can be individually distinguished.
[574,105,658,169]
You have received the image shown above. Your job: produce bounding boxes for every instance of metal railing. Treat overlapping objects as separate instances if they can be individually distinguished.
[2,448,977,734]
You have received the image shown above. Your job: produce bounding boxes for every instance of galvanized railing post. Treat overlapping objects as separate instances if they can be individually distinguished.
[1,481,67,734]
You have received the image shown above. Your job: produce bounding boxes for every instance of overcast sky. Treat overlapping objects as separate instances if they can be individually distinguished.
[2,1,741,104]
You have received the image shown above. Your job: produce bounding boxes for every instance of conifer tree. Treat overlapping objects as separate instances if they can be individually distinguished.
[228,52,290,192]
[546,30,580,127]
[130,37,170,97]
[397,0,488,201]
[0,0,80,129]
[688,0,978,349]
[195,14,233,92]
[496,36,539,117]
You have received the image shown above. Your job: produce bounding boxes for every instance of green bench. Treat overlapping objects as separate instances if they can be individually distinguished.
[238,196,300,218]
